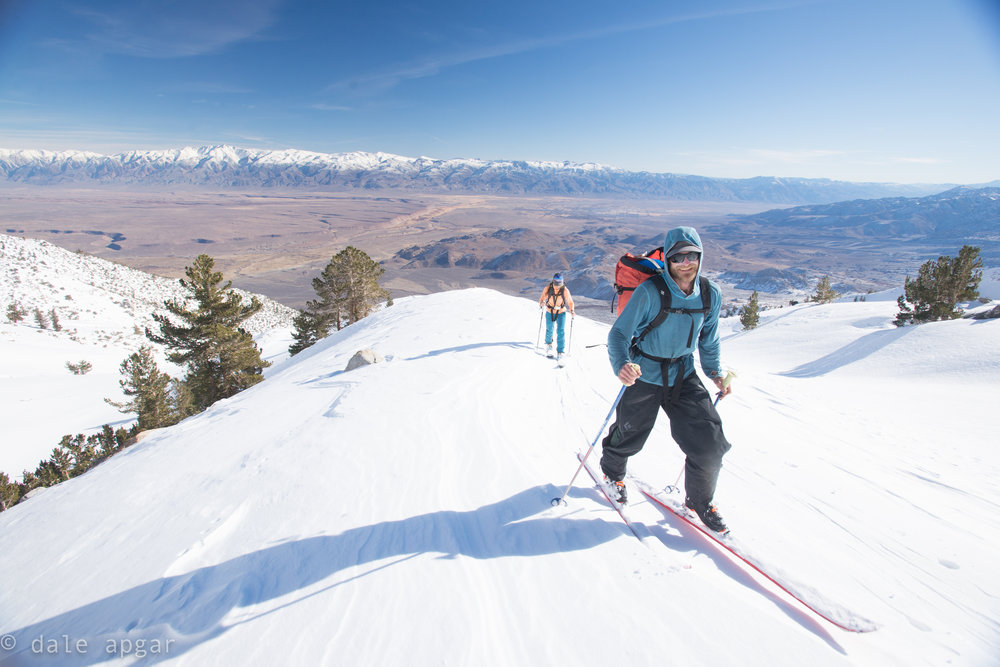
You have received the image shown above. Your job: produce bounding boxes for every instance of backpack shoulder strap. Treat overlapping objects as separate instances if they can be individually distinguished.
[634,275,713,348]
[634,273,672,346]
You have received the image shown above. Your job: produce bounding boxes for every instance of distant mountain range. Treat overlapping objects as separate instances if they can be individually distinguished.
[727,186,1000,242]
[0,145,959,205]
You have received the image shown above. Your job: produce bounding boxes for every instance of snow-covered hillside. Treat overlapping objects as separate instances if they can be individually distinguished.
[1,234,295,476]
[0,287,997,665]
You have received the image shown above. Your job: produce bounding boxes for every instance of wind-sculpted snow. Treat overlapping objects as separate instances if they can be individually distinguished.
[0,287,998,665]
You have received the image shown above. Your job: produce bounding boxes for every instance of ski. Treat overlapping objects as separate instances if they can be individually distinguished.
[577,452,644,541]
[633,477,879,634]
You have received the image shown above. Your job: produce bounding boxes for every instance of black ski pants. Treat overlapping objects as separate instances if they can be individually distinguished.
[600,373,732,508]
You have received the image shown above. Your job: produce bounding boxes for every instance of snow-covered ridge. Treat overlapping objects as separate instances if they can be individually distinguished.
[1,287,998,664]
[0,145,613,177]
[1,233,295,348]
[0,145,948,204]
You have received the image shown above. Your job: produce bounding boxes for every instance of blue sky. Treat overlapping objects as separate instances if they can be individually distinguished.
[0,0,998,184]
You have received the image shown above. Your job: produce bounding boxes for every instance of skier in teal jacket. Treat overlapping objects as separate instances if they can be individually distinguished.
[601,226,733,533]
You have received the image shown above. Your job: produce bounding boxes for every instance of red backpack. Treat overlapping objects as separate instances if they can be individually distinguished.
[612,247,665,314]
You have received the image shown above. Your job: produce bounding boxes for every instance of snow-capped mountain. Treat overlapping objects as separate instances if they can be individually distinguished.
[1,287,998,665]
[0,145,949,204]
[1,233,296,475]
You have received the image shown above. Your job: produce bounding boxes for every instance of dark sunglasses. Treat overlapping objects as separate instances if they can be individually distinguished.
[668,251,701,264]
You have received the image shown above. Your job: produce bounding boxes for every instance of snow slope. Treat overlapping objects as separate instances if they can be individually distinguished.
[1,234,295,477]
[0,287,997,665]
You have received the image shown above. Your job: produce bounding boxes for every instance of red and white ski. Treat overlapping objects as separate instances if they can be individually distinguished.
[633,477,879,633]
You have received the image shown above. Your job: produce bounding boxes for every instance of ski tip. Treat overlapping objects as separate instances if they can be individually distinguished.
[841,617,881,633]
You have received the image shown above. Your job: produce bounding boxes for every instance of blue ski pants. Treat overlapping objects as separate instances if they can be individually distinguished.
[544,311,567,353]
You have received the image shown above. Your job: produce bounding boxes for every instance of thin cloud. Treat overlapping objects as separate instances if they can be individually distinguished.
[676,147,849,168]
[67,0,284,58]
[326,1,821,95]
[889,156,945,165]
[748,148,849,163]
[310,103,354,112]
[157,81,255,95]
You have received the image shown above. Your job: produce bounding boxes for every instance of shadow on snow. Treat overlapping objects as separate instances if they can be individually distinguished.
[778,327,912,378]
[2,486,620,665]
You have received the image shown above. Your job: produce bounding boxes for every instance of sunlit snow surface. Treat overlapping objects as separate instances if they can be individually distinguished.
[1,278,998,665]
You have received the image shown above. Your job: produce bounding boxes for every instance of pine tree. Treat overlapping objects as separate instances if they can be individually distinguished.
[6,302,26,323]
[0,472,22,511]
[50,308,61,331]
[105,345,175,430]
[321,246,389,326]
[34,308,48,329]
[66,360,93,375]
[146,254,270,412]
[739,291,761,330]
[58,434,100,476]
[168,377,196,422]
[813,275,839,304]
[39,448,71,484]
[288,308,327,356]
[895,245,983,326]
[289,246,389,355]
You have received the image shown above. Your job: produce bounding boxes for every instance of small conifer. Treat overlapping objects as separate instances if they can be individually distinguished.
[739,291,761,330]
[813,276,839,304]
[6,303,26,323]
[105,345,175,430]
[895,246,983,326]
[0,472,21,511]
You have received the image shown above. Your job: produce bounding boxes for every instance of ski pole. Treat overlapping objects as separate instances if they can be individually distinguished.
[551,382,629,507]
[567,314,574,354]
[664,463,685,494]
[713,370,736,406]
[536,309,544,350]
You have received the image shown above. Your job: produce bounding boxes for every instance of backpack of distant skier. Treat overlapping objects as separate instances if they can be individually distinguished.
[543,283,568,313]
[612,247,665,314]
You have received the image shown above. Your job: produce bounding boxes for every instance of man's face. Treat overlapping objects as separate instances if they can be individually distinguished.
[667,252,700,282]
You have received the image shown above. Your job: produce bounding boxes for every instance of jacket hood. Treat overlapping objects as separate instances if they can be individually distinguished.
[663,226,704,282]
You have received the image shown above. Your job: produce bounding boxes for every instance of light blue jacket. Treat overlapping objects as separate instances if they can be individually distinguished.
[608,227,724,387]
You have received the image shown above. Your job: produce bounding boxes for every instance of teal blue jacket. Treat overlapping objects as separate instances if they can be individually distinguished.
[608,227,724,387]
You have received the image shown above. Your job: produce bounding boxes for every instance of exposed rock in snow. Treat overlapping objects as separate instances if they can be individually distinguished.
[345,348,385,371]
